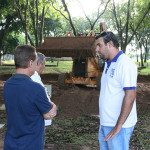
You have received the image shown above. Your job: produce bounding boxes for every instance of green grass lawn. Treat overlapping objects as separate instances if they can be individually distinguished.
[43,61,73,73]
[1,60,150,75]
[1,60,14,65]
[0,60,73,74]
[138,67,150,75]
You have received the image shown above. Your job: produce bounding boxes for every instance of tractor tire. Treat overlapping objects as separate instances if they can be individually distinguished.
[58,73,70,90]
[96,73,101,90]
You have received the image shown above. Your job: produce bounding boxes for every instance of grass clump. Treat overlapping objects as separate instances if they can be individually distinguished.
[130,110,150,149]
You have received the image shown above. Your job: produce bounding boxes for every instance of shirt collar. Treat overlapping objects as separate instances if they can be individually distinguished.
[106,51,123,63]
[12,74,31,80]
[34,71,39,76]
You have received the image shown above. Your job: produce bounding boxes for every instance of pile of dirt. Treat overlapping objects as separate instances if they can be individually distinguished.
[0,74,150,118]
[137,75,150,83]
[51,84,99,118]
[41,74,150,118]
[48,82,150,119]
[136,83,150,111]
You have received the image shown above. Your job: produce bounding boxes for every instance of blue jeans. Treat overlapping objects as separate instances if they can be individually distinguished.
[98,125,134,150]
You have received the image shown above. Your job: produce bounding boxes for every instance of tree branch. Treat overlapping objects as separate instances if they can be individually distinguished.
[112,0,120,32]
[51,2,69,21]
[125,0,131,47]
[127,2,150,44]
[77,0,111,30]
[61,0,76,36]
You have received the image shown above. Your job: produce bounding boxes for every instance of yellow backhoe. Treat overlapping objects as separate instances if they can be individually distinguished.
[37,22,106,89]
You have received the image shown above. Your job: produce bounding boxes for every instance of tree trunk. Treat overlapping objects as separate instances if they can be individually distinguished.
[144,41,148,63]
[137,55,138,62]
[61,0,76,36]
[140,52,144,67]
[39,6,45,46]
[35,0,39,47]
[139,43,144,67]
[144,52,147,63]
[15,0,34,46]
[121,43,126,53]
[0,53,2,65]
[25,0,28,44]
[136,50,138,62]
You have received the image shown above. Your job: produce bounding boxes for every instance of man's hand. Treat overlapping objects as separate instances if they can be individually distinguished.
[49,102,57,118]
[104,125,122,141]
[104,89,136,141]
[43,102,57,119]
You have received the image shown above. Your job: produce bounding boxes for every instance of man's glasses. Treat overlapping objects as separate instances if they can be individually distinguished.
[101,30,112,41]
[95,30,112,41]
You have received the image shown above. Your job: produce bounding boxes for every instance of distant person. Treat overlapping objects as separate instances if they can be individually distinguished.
[95,31,137,150]
[31,52,52,126]
[3,45,56,150]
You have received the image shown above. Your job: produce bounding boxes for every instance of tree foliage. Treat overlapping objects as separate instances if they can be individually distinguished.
[0,0,21,63]
[132,0,150,64]
[0,0,149,65]
[102,0,149,53]
[77,0,111,30]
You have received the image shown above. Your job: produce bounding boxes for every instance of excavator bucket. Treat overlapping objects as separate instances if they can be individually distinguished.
[37,37,96,58]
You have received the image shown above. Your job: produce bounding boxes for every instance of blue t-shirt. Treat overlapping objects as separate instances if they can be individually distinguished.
[3,74,52,150]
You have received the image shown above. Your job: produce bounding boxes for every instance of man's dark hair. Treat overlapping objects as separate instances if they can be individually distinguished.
[95,31,119,49]
[14,45,36,69]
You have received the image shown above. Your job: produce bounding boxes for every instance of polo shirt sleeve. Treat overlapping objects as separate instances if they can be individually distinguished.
[119,59,137,90]
[34,86,52,114]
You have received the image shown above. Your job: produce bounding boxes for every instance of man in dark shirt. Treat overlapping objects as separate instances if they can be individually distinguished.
[3,45,56,150]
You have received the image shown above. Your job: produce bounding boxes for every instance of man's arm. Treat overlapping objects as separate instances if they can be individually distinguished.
[104,89,136,141]
[43,102,57,119]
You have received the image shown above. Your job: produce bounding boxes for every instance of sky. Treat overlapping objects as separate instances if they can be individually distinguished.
[66,0,123,17]
[66,0,101,17]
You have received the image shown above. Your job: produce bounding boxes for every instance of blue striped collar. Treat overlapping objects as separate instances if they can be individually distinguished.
[106,51,123,63]
[105,51,123,74]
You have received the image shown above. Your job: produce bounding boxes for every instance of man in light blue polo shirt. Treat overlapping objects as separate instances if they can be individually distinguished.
[95,31,137,150]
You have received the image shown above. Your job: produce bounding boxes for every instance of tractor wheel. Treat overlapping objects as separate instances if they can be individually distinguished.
[58,73,70,90]
[96,73,101,90]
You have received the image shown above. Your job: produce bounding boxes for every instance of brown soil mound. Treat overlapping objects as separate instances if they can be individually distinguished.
[0,74,150,118]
